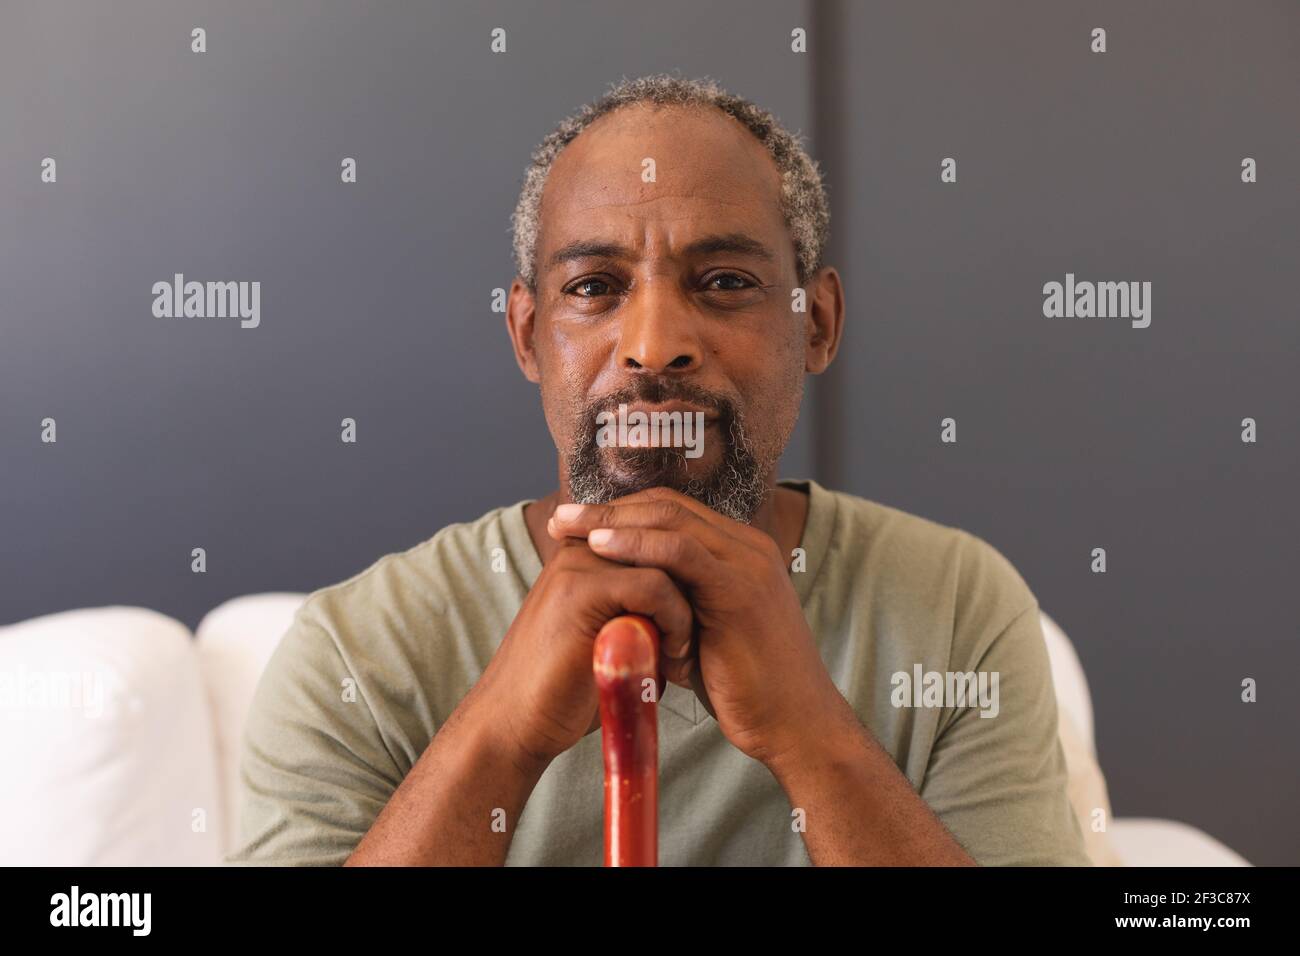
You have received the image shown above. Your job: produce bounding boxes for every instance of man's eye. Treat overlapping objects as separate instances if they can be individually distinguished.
[705,272,754,291]
[566,278,614,297]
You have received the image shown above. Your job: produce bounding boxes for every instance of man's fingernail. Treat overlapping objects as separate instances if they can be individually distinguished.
[588,528,613,546]
[554,503,583,521]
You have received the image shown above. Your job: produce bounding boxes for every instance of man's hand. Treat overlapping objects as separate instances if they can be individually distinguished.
[473,536,695,772]
[548,487,852,768]
[348,527,695,866]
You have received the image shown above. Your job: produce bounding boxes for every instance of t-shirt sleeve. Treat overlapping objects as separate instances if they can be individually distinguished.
[224,608,404,866]
[919,578,1092,866]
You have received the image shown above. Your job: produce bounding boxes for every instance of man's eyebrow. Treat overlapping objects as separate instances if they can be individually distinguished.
[547,233,776,270]
[682,233,776,262]
[548,240,630,269]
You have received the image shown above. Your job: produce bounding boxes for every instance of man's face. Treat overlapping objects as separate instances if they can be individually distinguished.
[519,104,810,522]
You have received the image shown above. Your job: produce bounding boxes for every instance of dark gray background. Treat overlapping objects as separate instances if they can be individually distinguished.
[1,1,1295,865]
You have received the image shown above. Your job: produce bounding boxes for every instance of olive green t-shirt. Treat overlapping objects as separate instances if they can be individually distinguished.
[227,478,1090,866]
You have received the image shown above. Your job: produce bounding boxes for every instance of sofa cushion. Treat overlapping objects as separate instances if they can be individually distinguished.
[1057,704,1124,865]
[195,593,306,857]
[1039,610,1095,753]
[0,606,222,865]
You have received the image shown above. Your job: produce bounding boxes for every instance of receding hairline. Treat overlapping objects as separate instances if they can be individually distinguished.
[548,99,783,183]
[536,102,790,275]
[510,73,831,292]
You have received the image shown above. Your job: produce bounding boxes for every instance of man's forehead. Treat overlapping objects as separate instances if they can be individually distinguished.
[538,105,786,257]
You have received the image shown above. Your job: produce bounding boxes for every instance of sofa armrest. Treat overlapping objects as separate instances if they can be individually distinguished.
[1108,818,1251,867]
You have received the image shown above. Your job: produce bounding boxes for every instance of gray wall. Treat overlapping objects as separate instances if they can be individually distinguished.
[1,1,1295,864]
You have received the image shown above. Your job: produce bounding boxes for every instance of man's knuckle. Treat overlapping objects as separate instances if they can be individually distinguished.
[651,501,679,525]
[664,533,691,563]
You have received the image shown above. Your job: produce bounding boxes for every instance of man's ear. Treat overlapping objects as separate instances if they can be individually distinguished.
[505,277,541,383]
[804,265,844,374]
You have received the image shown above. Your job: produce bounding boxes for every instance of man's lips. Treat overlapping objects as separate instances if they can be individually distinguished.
[593,400,719,452]
[617,402,718,423]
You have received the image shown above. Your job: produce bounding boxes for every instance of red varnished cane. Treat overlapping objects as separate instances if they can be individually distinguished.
[592,614,660,867]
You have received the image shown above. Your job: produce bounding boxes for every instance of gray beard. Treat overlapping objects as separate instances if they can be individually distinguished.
[566,411,770,524]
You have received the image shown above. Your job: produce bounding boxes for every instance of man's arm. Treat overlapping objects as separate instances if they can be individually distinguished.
[767,603,1090,867]
[550,489,1090,866]
[764,698,977,865]
[227,613,408,866]
[230,614,548,866]
[344,682,547,865]
[913,603,1091,866]
[231,540,695,866]
[345,540,695,864]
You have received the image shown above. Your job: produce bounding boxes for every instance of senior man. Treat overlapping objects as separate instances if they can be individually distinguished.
[229,74,1090,867]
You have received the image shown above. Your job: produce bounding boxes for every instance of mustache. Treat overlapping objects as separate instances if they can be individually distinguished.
[584,378,734,420]
[566,375,767,523]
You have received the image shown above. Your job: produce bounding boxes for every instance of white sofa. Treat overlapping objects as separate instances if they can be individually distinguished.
[0,595,1250,866]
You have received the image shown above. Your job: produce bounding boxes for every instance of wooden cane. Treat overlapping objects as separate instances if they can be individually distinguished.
[592,614,660,867]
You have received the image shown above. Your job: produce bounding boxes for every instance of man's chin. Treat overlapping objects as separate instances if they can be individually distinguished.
[594,448,719,498]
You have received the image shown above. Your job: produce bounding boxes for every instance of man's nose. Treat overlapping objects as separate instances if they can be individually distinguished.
[616,281,703,373]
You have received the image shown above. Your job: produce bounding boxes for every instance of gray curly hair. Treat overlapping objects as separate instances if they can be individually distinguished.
[510,73,830,292]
